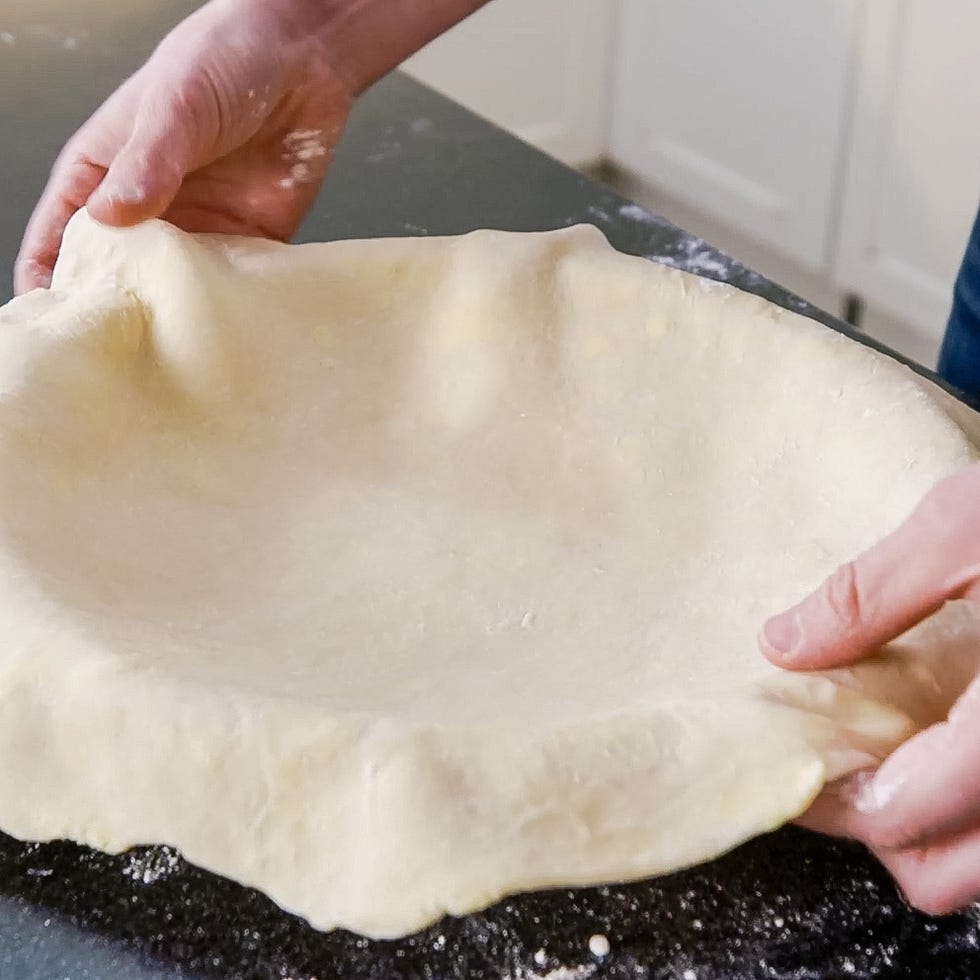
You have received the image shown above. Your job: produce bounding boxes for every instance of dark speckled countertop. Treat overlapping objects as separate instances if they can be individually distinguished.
[2,5,980,979]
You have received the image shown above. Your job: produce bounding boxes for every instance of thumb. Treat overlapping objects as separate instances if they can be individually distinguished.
[759,468,980,670]
[87,95,198,227]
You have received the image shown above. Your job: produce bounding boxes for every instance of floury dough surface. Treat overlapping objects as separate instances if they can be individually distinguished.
[0,211,976,938]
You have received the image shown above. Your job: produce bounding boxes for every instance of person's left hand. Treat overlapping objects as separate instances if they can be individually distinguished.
[15,0,353,294]
[760,463,980,915]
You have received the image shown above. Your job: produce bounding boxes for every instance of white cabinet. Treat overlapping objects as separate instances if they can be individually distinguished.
[834,0,980,341]
[404,0,614,167]
[609,0,862,272]
[404,0,980,363]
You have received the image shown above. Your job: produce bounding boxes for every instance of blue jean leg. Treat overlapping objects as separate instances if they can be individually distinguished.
[938,208,980,402]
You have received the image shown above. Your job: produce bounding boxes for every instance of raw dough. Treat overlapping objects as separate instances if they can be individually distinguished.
[0,211,976,938]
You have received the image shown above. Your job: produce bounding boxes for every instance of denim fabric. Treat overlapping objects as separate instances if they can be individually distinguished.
[939,208,980,402]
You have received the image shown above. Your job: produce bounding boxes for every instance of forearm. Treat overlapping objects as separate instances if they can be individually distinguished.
[249,0,491,96]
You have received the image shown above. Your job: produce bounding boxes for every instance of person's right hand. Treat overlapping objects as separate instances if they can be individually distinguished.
[15,0,354,294]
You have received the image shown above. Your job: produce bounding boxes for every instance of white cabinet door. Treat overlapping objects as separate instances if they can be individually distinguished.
[404,0,614,167]
[609,0,862,271]
[834,0,980,345]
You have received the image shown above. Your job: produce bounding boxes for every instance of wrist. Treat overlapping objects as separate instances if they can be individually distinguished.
[226,0,487,97]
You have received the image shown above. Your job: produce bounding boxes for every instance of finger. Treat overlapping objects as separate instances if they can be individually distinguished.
[760,468,980,670]
[793,770,876,839]
[874,825,980,916]
[14,156,107,293]
[843,678,980,850]
[86,93,198,227]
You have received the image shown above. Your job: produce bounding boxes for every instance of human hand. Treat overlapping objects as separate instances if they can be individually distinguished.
[15,0,490,295]
[760,462,980,915]
[15,0,353,294]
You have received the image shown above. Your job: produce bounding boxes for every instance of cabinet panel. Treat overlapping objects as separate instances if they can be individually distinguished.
[404,0,614,166]
[609,0,862,271]
[834,0,980,346]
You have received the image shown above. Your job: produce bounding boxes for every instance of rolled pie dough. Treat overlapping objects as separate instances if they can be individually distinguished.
[0,211,976,938]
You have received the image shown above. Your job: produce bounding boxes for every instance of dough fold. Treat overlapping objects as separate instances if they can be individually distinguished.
[0,212,976,937]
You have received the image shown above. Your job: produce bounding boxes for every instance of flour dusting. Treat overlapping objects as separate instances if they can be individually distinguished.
[283,129,328,163]
[585,204,612,223]
[17,24,88,49]
[617,202,659,224]
[649,235,735,281]
[366,140,403,164]
[121,845,181,885]
[506,964,596,980]
[279,129,328,189]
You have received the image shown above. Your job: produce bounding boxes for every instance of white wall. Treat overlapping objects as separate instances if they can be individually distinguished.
[404,0,614,167]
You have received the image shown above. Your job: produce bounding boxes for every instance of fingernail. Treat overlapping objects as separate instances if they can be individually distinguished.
[854,771,907,814]
[762,611,802,656]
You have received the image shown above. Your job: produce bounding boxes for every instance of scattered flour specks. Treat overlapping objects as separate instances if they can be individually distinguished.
[279,130,328,189]
[283,129,328,163]
[366,138,403,164]
[617,202,659,224]
[582,200,744,283]
[507,965,597,980]
[121,846,181,885]
[20,24,87,49]
[586,201,667,228]
[278,164,312,189]
[649,236,735,280]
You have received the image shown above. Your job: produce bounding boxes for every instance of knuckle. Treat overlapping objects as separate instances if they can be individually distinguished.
[49,152,106,199]
[866,821,917,852]
[820,561,865,628]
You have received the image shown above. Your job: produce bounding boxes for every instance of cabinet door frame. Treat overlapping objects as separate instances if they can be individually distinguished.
[608,0,864,272]
[833,0,978,340]
[405,0,615,167]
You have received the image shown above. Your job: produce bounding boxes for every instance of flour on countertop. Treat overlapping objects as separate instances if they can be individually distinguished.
[649,235,734,280]
[3,827,979,979]
[617,202,661,225]
[366,141,403,164]
[10,24,89,50]
[506,964,597,980]
[579,199,740,282]
[584,201,667,229]
[121,845,181,885]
